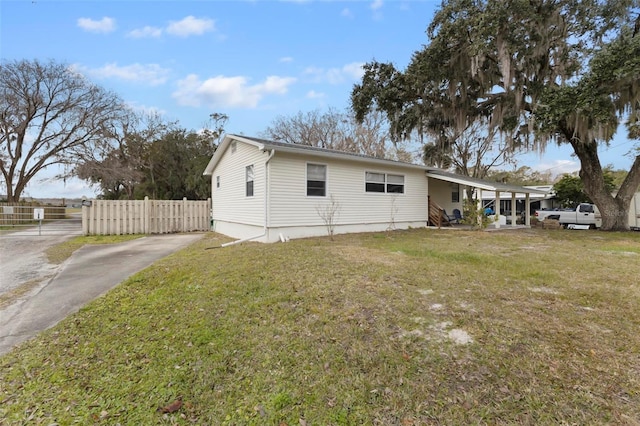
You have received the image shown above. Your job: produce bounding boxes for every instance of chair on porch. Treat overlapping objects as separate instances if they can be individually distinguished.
[452,208,462,224]
[442,209,457,225]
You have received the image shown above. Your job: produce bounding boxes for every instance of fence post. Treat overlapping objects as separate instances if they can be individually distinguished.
[181,197,186,232]
[90,201,95,235]
[144,196,150,234]
[114,201,119,234]
[82,204,88,235]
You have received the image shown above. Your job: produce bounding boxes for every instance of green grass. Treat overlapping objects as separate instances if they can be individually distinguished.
[45,234,144,264]
[1,228,640,425]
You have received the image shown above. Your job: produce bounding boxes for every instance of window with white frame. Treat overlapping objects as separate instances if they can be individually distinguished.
[307,163,326,196]
[246,165,254,197]
[365,172,385,192]
[365,172,404,194]
[451,183,460,203]
[386,174,405,193]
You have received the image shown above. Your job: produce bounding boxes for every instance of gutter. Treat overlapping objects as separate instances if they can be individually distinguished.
[221,149,275,247]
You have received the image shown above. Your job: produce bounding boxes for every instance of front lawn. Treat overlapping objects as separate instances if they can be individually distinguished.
[1,228,639,425]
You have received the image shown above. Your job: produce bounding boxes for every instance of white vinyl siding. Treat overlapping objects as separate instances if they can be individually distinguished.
[210,141,266,226]
[268,152,427,228]
[428,178,462,213]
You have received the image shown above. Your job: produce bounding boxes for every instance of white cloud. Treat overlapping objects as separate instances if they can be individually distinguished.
[81,63,170,86]
[127,26,162,38]
[342,62,366,80]
[533,159,580,176]
[77,17,116,34]
[370,0,384,20]
[166,16,215,37]
[370,0,383,11]
[303,62,365,84]
[306,90,325,99]
[341,8,354,18]
[173,74,297,108]
[279,56,294,63]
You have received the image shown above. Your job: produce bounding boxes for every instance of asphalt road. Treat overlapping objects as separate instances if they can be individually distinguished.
[0,232,204,356]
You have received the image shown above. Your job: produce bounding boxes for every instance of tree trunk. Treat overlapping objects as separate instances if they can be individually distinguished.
[568,136,640,231]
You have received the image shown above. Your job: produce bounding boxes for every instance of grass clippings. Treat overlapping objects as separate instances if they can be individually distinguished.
[1,228,640,425]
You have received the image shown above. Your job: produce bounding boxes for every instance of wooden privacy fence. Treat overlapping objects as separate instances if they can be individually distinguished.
[82,197,211,235]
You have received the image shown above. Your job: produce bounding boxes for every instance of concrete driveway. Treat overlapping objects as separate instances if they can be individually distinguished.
[0,232,204,356]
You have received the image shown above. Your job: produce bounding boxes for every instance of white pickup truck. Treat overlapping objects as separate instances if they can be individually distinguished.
[535,203,598,228]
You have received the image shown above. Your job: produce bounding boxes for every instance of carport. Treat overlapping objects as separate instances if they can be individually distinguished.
[425,169,550,227]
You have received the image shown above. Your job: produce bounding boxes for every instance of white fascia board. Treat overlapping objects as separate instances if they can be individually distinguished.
[426,171,550,195]
[261,143,428,171]
[203,134,266,175]
[426,172,497,191]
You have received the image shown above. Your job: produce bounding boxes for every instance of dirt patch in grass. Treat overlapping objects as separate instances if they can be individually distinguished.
[334,243,408,266]
[0,277,52,309]
[1,229,640,425]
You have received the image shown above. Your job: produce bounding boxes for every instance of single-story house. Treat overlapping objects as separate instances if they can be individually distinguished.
[203,134,548,243]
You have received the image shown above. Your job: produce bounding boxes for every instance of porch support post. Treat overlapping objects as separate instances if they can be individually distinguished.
[511,192,517,226]
[525,192,531,226]
[477,189,483,227]
[495,191,501,228]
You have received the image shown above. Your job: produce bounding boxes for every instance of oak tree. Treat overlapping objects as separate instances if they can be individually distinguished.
[352,0,640,230]
[0,59,126,202]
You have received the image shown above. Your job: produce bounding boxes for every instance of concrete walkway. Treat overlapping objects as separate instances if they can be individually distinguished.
[0,233,204,356]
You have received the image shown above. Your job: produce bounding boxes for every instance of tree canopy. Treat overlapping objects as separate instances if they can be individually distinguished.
[352,0,640,230]
[485,166,553,186]
[77,113,226,200]
[553,172,617,208]
[261,108,412,162]
[0,59,126,202]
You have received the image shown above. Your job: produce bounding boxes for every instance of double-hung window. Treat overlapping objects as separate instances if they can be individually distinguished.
[386,174,405,193]
[246,165,254,197]
[365,172,385,193]
[307,163,326,196]
[451,183,460,203]
[366,172,404,194]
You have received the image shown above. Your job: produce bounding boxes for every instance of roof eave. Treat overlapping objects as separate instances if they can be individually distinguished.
[262,143,428,170]
[203,134,266,175]
[425,171,550,195]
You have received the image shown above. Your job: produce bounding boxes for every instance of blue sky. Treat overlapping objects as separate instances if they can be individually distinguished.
[1,0,636,199]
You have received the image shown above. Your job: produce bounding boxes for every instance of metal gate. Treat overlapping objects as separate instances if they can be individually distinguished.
[0,204,82,237]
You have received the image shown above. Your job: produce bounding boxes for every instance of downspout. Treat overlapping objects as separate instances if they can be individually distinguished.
[221,149,275,247]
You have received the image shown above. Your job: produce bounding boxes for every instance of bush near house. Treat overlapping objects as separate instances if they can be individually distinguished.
[1,229,640,425]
